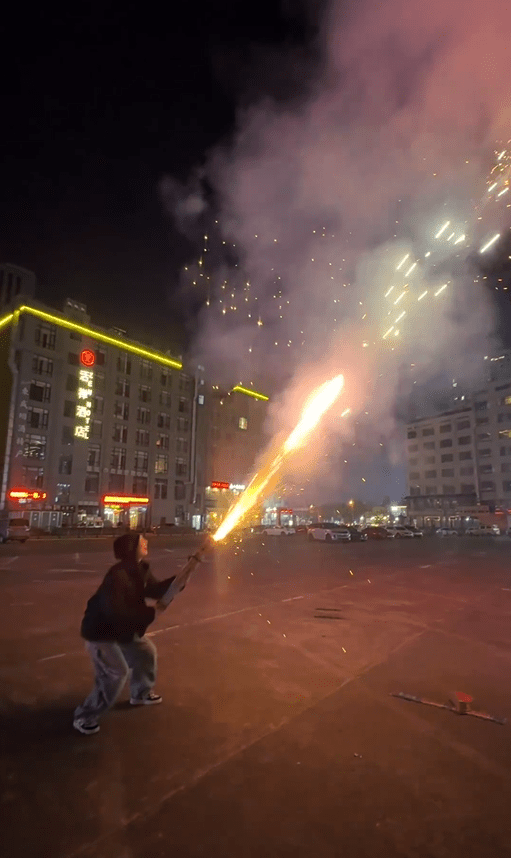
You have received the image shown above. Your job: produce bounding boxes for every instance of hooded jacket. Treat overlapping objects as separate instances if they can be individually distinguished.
[80,533,176,643]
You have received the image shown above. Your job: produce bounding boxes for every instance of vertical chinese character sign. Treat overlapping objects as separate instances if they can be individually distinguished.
[74,350,95,439]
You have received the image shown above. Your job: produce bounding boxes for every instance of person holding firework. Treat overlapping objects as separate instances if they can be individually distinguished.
[73,532,178,735]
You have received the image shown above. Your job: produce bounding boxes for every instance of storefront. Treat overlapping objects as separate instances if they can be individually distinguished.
[101,494,150,529]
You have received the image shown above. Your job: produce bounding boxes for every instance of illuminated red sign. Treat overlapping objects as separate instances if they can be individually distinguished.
[102,495,150,506]
[211,481,230,490]
[80,349,96,367]
[9,488,47,501]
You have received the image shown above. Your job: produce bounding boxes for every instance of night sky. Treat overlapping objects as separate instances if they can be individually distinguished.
[1,2,315,349]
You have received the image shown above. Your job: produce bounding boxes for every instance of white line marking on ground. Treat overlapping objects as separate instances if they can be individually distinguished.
[281,595,305,602]
[38,653,67,662]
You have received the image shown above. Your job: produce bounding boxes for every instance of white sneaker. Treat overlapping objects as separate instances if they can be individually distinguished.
[129,692,163,706]
[73,718,100,735]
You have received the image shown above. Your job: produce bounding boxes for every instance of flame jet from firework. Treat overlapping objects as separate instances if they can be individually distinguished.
[214,373,345,542]
[156,373,345,609]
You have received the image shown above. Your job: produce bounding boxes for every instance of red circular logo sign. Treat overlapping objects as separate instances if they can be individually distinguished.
[80,349,96,367]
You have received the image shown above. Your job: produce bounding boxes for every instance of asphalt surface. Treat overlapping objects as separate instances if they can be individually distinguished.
[1,533,511,857]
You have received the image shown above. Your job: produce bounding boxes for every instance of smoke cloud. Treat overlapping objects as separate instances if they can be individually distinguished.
[166,0,511,504]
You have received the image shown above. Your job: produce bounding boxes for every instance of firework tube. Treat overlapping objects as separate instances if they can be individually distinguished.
[156,534,214,610]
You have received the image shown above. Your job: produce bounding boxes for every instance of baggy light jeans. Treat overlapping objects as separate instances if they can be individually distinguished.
[74,635,157,724]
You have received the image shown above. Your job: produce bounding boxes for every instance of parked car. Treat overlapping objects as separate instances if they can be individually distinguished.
[294,524,308,535]
[262,526,296,536]
[465,525,495,536]
[0,518,31,543]
[436,527,459,537]
[387,525,414,539]
[347,526,368,542]
[405,526,423,537]
[362,526,391,540]
[308,523,351,542]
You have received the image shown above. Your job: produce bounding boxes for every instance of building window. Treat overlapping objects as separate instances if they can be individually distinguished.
[134,450,148,471]
[178,397,188,413]
[112,424,128,444]
[88,445,101,469]
[140,360,152,380]
[32,355,53,376]
[35,323,56,350]
[30,380,51,402]
[425,470,437,478]
[476,417,489,425]
[110,447,126,470]
[176,458,187,477]
[479,448,491,457]
[63,400,75,418]
[95,349,106,366]
[179,374,191,392]
[91,420,102,439]
[479,464,494,474]
[439,439,452,448]
[442,485,456,494]
[66,373,78,393]
[460,466,474,476]
[155,454,168,475]
[408,443,418,453]
[198,394,204,405]
[156,433,170,450]
[425,455,435,465]
[424,441,435,450]
[94,372,105,392]
[175,481,186,500]
[135,429,150,446]
[68,352,79,365]
[477,432,491,440]
[440,454,453,462]
[441,468,454,477]
[116,353,131,374]
[480,481,495,492]
[459,451,472,461]
[409,472,420,480]
[62,425,75,444]
[157,412,171,429]
[159,390,171,407]
[176,437,188,454]
[239,417,248,430]
[93,395,104,416]
[422,427,434,436]
[407,430,417,439]
[425,486,437,494]
[456,419,471,430]
[26,407,49,430]
[501,463,511,473]
[22,434,46,459]
[503,396,511,406]
[137,407,151,424]
[22,466,44,488]
[56,483,71,504]
[132,477,148,494]
[115,378,130,397]
[503,480,511,492]
[108,474,125,492]
[139,385,151,402]
[114,400,129,420]
[154,479,168,500]
[160,369,170,387]
[458,436,471,445]
[409,458,418,466]
[439,423,452,433]
[58,454,73,474]
[85,473,99,493]
[475,401,488,411]
[499,429,511,439]
[497,413,511,424]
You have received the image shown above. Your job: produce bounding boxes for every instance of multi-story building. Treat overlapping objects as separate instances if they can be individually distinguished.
[0,286,208,529]
[405,371,511,526]
[204,385,269,527]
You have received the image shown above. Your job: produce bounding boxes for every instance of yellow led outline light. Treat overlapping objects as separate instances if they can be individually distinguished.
[13,305,182,369]
[232,385,269,401]
[0,312,14,332]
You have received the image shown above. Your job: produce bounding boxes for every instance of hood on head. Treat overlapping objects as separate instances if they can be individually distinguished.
[113,532,141,566]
